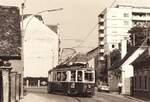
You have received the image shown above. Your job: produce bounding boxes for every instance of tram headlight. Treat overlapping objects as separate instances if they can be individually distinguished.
[88,84,91,88]
[71,82,75,88]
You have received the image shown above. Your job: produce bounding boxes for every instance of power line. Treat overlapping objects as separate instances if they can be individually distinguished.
[72,23,98,49]
[71,0,117,49]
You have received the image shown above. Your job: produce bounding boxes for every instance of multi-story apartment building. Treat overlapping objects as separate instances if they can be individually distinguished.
[98,4,150,64]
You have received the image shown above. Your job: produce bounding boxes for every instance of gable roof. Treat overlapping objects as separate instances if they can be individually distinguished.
[131,49,150,67]
[47,25,58,34]
[86,47,99,60]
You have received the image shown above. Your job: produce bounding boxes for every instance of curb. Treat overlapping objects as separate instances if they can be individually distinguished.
[100,92,149,102]
[125,96,150,102]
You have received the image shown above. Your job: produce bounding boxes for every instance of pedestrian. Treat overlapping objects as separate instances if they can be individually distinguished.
[118,81,122,94]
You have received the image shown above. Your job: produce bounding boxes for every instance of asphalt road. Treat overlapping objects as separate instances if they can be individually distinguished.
[20,88,138,102]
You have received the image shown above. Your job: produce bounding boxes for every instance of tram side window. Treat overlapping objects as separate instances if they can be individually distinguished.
[77,71,82,81]
[53,72,57,81]
[71,71,76,81]
[61,72,67,81]
[85,72,93,81]
[56,72,61,81]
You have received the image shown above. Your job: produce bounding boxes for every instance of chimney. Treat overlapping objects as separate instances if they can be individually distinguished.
[121,38,127,59]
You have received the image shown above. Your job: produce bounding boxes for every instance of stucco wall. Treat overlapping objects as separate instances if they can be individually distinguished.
[23,16,58,77]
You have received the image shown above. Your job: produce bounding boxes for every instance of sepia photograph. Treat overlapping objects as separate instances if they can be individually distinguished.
[0,0,150,102]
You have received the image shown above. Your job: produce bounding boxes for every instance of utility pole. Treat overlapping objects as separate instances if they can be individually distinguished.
[20,2,25,99]
[57,23,61,64]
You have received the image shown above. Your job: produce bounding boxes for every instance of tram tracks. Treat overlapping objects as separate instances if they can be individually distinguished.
[72,97,82,102]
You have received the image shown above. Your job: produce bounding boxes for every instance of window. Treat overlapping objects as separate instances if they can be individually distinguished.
[124,13,129,17]
[112,44,115,48]
[77,71,82,81]
[124,21,129,25]
[56,72,61,81]
[53,72,57,81]
[71,71,76,81]
[144,76,147,89]
[84,71,94,81]
[61,72,67,81]
[139,76,142,89]
[134,77,136,89]
[112,31,117,33]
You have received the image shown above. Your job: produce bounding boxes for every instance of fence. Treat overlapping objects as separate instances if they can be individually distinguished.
[0,66,22,102]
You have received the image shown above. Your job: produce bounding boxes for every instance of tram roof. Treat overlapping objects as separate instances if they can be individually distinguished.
[51,62,88,70]
[59,62,86,67]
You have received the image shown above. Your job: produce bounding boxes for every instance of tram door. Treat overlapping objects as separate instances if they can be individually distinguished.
[0,70,3,102]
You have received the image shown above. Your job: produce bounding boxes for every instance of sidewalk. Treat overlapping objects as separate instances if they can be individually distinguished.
[101,92,150,102]
[125,95,150,102]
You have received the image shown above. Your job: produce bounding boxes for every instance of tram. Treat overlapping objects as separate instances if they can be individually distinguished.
[47,62,95,97]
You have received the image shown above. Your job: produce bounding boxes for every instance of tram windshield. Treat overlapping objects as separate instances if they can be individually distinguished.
[84,71,94,81]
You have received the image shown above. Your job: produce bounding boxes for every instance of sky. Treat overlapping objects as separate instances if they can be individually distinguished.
[1,0,150,53]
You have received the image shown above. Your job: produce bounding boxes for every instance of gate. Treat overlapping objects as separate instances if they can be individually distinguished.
[130,77,134,96]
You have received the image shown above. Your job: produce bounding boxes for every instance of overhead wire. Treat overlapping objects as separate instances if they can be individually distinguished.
[72,23,98,49]
[71,0,117,50]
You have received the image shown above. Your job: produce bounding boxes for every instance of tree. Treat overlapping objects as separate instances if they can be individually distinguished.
[110,49,121,66]
[128,26,147,46]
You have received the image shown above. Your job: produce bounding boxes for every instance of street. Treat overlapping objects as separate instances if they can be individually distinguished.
[19,88,138,102]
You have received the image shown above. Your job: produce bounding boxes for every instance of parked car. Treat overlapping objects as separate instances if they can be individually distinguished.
[98,83,110,92]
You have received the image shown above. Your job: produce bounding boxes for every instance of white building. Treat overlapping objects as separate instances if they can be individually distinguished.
[23,16,58,77]
[120,47,146,95]
[98,5,150,60]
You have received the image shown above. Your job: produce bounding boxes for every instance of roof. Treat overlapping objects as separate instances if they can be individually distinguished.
[131,49,150,67]
[0,5,19,10]
[0,5,21,57]
[0,55,21,60]
[109,46,138,70]
[23,14,44,22]
[87,47,99,55]
[47,25,58,34]
[116,4,150,9]
[69,53,87,63]
[86,47,99,60]
[53,62,87,70]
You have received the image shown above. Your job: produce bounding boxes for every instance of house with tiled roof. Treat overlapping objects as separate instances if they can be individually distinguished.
[131,48,150,98]
[108,40,146,95]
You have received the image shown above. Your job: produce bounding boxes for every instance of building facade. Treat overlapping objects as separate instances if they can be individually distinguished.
[98,5,150,62]
[132,49,150,98]
[23,16,59,87]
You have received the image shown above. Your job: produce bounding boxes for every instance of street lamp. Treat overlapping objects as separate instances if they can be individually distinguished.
[23,8,63,34]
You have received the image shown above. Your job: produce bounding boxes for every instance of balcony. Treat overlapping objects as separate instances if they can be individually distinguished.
[98,13,104,18]
[99,49,104,53]
[99,26,104,30]
[99,33,105,38]
[99,18,104,22]
[132,12,150,21]
[99,41,104,45]
[132,16,150,21]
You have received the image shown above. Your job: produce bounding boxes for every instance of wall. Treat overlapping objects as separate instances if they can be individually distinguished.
[121,47,146,95]
[133,68,150,98]
[10,59,22,72]
[23,16,58,77]
[104,7,132,54]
